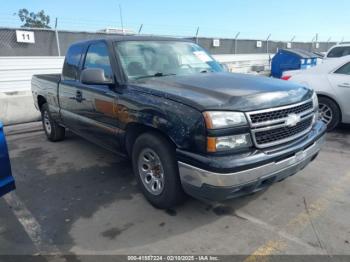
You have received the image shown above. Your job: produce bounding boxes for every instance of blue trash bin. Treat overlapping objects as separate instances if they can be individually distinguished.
[0,122,15,197]
[271,49,318,78]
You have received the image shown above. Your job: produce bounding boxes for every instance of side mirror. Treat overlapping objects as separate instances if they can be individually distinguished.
[80,68,114,85]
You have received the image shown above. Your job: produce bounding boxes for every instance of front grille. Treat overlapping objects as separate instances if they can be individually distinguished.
[250,101,313,124]
[246,99,315,148]
[254,117,313,145]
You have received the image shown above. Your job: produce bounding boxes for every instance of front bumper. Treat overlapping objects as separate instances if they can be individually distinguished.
[177,120,326,201]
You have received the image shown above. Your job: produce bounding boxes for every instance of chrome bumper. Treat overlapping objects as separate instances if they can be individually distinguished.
[178,135,325,188]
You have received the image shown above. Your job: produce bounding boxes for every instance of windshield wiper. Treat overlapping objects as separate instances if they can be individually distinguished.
[136,72,176,80]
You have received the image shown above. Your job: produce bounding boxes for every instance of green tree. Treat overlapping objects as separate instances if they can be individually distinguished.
[18,9,51,28]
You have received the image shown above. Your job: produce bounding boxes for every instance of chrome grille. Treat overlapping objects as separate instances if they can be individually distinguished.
[250,101,313,124]
[254,117,313,145]
[246,99,315,148]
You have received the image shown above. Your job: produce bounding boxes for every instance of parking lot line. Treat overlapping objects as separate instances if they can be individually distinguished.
[244,172,350,261]
[235,210,323,251]
[4,192,67,261]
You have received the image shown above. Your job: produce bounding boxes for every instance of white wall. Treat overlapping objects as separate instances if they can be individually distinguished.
[0,56,64,92]
[0,57,64,125]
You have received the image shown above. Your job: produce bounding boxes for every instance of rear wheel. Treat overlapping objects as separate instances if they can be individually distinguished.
[318,97,340,131]
[41,103,65,142]
[132,132,185,209]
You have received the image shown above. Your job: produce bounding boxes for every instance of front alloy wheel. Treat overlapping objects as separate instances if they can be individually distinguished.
[132,132,185,209]
[137,148,165,196]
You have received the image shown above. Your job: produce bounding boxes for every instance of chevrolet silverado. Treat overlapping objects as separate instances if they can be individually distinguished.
[31,36,326,208]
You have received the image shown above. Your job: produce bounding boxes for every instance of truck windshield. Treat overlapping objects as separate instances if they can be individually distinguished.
[114,41,223,79]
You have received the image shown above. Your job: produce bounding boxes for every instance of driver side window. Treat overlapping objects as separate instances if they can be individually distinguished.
[84,42,113,80]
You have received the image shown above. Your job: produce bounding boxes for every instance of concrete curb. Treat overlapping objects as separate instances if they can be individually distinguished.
[0,91,41,126]
[4,121,43,136]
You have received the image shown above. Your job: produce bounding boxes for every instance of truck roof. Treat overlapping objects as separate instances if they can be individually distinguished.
[71,35,192,46]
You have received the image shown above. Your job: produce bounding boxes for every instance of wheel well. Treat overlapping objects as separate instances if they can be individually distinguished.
[124,123,176,157]
[317,94,342,121]
[37,95,47,111]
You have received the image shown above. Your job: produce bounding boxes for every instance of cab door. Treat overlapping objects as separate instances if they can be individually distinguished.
[69,41,121,152]
[0,122,15,197]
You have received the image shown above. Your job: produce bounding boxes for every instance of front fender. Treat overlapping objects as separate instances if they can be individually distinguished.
[119,89,206,153]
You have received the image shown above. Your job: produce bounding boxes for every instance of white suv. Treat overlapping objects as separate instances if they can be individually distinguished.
[325,43,350,60]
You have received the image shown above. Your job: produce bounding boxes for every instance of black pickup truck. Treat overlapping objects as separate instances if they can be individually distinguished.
[32,36,326,208]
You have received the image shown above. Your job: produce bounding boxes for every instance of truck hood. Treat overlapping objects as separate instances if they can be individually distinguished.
[131,72,313,112]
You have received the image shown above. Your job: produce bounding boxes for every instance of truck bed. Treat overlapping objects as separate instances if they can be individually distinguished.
[31,74,61,112]
[33,73,61,83]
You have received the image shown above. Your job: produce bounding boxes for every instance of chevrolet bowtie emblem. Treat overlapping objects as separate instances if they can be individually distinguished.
[285,113,301,127]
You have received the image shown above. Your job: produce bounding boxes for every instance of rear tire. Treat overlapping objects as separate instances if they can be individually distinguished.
[41,103,65,142]
[318,97,340,131]
[132,132,185,209]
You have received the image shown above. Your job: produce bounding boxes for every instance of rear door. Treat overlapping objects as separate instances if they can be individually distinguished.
[327,62,350,121]
[58,43,86,130]
[0,123,15,197]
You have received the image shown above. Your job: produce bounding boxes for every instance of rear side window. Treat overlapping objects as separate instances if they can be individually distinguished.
[327,47,350,58]
[334,62,350,75]
[62,44,83,80]
[83,42,113,80]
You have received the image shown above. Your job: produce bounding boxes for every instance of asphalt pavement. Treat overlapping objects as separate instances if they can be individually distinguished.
[1,122,350,260]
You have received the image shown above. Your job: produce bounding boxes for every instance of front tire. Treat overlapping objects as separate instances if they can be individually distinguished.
[132,132,185,209]
[41,103,65,142]
[318,97,340,131]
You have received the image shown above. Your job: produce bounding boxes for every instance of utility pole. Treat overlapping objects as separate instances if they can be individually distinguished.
[54,17,61,56]
[288,35,295,49]
[234,32,240,54]
[311,35,316,51]
[138,24,143,34]
[195,27,199,44]
[266,33,271,54]
[327,37,331,50]
[119,4,124,34]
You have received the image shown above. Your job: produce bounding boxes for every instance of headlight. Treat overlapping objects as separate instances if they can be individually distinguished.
[207,134,252,152]
[203,111,247,129]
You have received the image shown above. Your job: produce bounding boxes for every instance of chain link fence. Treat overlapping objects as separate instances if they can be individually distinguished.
[0,27,339,57]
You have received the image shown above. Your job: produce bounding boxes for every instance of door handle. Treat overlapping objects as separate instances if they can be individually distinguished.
[75,90,85,102]
[338,83,350,88]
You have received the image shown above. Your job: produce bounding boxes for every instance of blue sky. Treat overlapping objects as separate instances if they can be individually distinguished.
[0,0,349,41]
